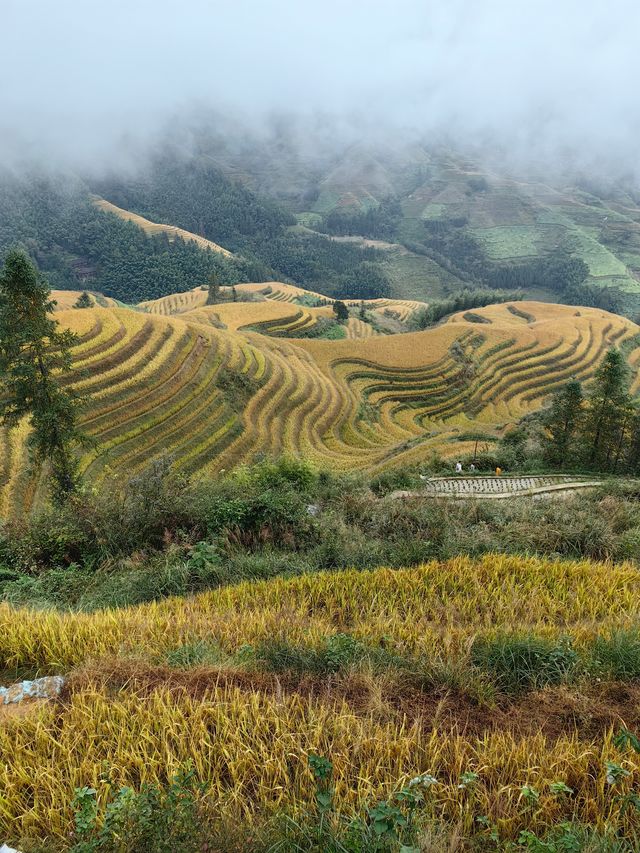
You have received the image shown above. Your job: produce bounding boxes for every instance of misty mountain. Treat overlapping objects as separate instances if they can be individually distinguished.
[3,136,640,313]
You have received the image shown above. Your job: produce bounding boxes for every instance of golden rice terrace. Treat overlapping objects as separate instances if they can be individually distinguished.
[1,289,638,515]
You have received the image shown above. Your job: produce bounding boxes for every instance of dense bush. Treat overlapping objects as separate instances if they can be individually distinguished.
[69,767,208,852]
[1,458,640,611]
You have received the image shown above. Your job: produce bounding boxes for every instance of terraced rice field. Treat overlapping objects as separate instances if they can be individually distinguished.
[419,475,602,498]
[51,289,119,310]
[344,297,427,322]
[0,296,638,513]
[140,283,420,332]
[5,555,640,843]
[92,197,234,257]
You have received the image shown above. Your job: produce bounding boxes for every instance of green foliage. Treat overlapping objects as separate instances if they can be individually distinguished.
[500,426,529,470]
[333,300,349,321]
[518,347,640,476]
[0,174,251,303]
[541,381,584,467]
[518,823,629,852]
[319,198,402,240]
[590,630,640,680]
[471,634,578,692]
[309,753,334,817]
[205,269,219,304]
[69,766,208,852]
[90,157,392,298]
[74,290,93,308]
[3,458,640,612]
[411,289,523,328]
[250,633,410,677]
[215,366,262,411]
[488,252,589,295]
[582,348,633,471]
[333,260,391,300]
[0,250,89,498]
[166,639,225,667]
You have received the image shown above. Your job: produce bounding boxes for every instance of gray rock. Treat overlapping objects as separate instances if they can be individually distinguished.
[0,675,65,705]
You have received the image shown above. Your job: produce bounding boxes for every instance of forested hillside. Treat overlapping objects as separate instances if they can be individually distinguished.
[0,164,393,303]
[4,139,640,313]
[92,152,393,298]
[193,135,640,315]
[0,171,252,302]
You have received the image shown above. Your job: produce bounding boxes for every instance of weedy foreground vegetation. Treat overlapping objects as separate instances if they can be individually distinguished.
[4,461,640,850]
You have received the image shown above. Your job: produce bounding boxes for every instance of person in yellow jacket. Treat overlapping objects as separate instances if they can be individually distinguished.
[495,466,502,476]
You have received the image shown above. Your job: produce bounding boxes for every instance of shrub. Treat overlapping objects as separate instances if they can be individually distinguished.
[615,527,640,561]
[471,634,578,693]
[186,461,318,549]
[69,767,208,852]
[0,507,90,573]
[166,640,226,668]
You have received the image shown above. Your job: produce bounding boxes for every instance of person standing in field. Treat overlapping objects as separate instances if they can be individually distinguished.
[455,461,462,473]
[495,466,502,476]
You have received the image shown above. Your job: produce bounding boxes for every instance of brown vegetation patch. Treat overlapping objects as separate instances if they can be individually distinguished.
[62,660,640,741]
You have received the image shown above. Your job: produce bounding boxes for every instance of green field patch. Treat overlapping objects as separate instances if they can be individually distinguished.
[420,202,447,220]
[536,209,569,226]
[384,248,464,301]
[564,229,629,277]
[559,202,627,226]
[471,226,541,259]
[619,252,640,271]
[295,212,323,227]
[312,189,342,214]
[587,274,640,294]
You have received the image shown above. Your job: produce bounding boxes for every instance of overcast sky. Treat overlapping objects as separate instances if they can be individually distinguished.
[2,0,640,175]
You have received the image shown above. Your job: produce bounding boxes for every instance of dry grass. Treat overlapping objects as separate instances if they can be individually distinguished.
[3,556,640,840]
[2,554,639,673]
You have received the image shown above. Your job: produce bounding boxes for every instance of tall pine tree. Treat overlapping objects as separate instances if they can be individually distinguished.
[583,348,631,470]
[0,250,88,499]
[541,380,584,467]
[205,270,220,305]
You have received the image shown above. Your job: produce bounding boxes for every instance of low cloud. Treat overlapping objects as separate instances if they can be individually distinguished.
[3,0,640,177]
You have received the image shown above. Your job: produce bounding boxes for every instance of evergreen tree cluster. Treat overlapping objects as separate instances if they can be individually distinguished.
[541,348,640,474]
[319,198,402,240]
[411,289,524,328]
[0,173,252,302]
[0,164,394,303]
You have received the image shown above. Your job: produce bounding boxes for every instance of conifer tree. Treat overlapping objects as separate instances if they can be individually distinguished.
[541,380,584,467]
[206,270,219,305]
[74,290,93,308]
[0,250,88,499]
[583,348,630,470]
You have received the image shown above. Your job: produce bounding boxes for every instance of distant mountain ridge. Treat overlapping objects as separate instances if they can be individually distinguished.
[2,137,640,314]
